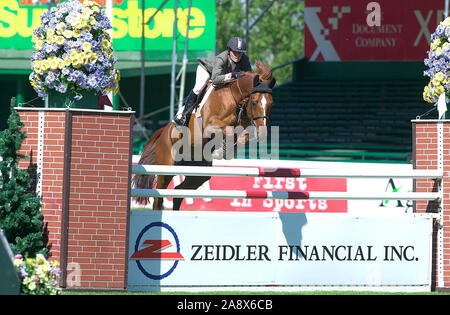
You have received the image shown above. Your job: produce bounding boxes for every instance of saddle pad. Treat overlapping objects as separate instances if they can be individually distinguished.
[194,84,214,118]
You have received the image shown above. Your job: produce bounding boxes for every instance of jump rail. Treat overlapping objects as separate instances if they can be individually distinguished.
[132,164,443,179]
[131,189,441,201]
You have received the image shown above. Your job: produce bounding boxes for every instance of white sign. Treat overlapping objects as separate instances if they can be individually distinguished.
[127,211,433,292]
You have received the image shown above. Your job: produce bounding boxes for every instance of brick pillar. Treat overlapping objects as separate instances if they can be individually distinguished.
[17,108,134,291]
[413,119,449,291]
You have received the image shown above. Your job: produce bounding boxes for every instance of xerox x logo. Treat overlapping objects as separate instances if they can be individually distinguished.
[130,222,184,280]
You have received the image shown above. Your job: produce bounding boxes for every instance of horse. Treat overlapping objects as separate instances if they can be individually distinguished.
[132,61,276,210]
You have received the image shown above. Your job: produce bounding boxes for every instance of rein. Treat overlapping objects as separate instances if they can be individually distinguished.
[229,78,271,127]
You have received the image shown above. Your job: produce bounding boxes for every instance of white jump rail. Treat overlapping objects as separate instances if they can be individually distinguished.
[132,164,443,179]
[131,189,441,201]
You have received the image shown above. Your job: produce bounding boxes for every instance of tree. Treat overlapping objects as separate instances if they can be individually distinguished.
[216,0,304,84]
[0,98,47,257]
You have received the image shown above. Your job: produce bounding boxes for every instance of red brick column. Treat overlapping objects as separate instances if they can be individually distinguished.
[17,108,134,291]
[413,120,449,291]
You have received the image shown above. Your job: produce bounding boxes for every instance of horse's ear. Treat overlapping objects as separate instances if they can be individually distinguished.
[255,60,262,73]
[253,75,260,87]
[269,77,276,89]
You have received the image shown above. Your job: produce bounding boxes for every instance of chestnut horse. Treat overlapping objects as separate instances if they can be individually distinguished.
[133,61,276,210]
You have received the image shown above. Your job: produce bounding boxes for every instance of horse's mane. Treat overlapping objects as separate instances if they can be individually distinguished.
[255,60,272,80]
[214,60,272,92]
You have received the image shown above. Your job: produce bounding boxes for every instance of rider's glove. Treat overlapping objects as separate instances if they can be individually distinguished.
[231,71,244,79]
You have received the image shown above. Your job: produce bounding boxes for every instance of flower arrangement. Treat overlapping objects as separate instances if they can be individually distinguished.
[14,254,61,295]
[423,17,450,105]
[29,0,120,100]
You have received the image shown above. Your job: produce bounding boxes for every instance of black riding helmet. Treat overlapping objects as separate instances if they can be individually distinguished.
[227,37,247,53]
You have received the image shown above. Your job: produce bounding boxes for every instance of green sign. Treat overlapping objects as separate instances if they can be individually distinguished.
[0,0,215,55]
[113,0,215,52]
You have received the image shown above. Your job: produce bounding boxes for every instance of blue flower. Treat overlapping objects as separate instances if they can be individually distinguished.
[87,74,97,88]
[19,267,28,278]
[56,83,67,93]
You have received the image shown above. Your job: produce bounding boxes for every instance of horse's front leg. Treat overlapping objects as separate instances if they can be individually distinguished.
[204,117,235,160]
[173,175,211,210]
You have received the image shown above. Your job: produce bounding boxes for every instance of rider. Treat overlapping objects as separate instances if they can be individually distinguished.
[173,36,252,127]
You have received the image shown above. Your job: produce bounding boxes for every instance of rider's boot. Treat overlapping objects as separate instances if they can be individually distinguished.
[173,90,198,127]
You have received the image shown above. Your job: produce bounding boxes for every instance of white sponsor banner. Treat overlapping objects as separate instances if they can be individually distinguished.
[127,211,432,291]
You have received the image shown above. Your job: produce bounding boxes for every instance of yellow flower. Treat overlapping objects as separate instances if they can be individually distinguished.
[34,40,43,51]
[64,57,71,67]
[32,60,41,72]
[434,72,445,82]
[47,28,55,37]
[83,7,93,17]
[30,79,38,89]
[101,39,111,50]
[434,84,445,96]
[431,38,441,50]
[436,47,442,56]
[84,0,100,8]
[70,15,81,28]
[69,49,79,60]
[49,58,59,71]
[85,50,93,60]
[442,17,450,27]
[89,52,98,64]
[82,42,92,52]
[56,36,65,46]
[28,282,36,291]
[72,53,83,68]
[57,59,65,70]
[31,34,42,44]
[47,34,55,44]
[13,258,23,268]
[73,29,81,38]
[63,29,73,39]
[114,69,121,82]
[56,22,66,33]
[41,60,50,72]
[81,13,90,23]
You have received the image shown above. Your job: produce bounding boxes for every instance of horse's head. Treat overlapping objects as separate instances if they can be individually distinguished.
[247,74,276,126]
[245,61,276,140]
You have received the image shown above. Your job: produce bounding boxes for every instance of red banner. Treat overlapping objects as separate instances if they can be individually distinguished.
[305,0,445,61]
[167,176,348,213]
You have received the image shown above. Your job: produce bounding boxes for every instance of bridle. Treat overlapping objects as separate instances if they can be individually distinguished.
[230,77,272,127]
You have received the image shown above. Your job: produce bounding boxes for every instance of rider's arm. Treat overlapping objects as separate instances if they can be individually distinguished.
[210,53,232,86]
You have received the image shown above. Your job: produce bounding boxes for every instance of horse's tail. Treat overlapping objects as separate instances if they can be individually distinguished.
[132,127,164,204]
